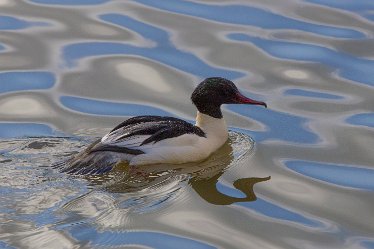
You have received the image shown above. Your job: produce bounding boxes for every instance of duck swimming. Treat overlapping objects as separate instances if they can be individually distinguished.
[62,77,266,174]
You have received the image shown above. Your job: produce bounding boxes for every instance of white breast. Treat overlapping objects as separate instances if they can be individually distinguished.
[195,111,228,152]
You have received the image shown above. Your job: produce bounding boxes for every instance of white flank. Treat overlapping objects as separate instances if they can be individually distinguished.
[129,112,228,166]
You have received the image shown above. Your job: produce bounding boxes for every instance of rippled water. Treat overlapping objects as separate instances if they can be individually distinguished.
[0,0,373,248]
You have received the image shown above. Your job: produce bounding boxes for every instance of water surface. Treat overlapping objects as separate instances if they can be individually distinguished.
[0,0,373,248]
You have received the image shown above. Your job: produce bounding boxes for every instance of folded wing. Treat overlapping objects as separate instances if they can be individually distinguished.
[95,116,205,153]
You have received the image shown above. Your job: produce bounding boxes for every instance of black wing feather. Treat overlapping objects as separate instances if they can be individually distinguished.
[89,143,144,155]
[140,125,205,145]
[108,116,205,144]
[110,116,184,133]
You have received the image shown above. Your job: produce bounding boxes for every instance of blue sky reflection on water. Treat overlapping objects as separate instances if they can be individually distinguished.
[0,72,55,94]
[227,33,374,86]
[0,123,58,138]
[135,0,365,39]
[346,113,374,128]
[362,240,374,249]
[0,241,14,249]
[286,160,374,191]
[62,14,243,79]
[228,105,318,144]
[284,89,344,100]
[307,0,374,11]
[0,16,48,30]
[68,227,217,249]
[0,16,35,30]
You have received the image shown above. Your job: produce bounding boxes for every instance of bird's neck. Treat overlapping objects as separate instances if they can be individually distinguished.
[194,103,223,119]
[195,111,228,142]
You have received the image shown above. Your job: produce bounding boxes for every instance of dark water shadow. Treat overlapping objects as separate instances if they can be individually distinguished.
[191,174,270,205]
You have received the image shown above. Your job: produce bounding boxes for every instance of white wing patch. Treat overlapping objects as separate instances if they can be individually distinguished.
[101,121,164,143]
[102,132,151,149]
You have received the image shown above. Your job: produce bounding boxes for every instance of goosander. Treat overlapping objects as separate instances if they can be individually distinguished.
[62,77,266,174]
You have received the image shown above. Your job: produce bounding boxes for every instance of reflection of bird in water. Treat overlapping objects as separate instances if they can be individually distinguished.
[191,173,270,205]
[84,132,270,207]
[57,77,266,174]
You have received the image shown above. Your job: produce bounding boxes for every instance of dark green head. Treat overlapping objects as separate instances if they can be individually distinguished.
[191,77,267,118]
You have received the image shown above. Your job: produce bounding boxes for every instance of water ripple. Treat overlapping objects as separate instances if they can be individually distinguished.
[100,14,170,46]
[68,228,217,249]
[284,89,344,100]
[62,13,244,78]
[60,95,173,116]
[0,15,49,30]
[0,123,60,138]
[346,113,374,128]
[286,160,374,191]
[29,0,110,5]
[308,0,374,10]
[1,0,373,248]
[135,0,365,38]
[228,33,374,86]
[0,71,55,94]
[228,105,318,144]
[217,182,323,228]
[307,0,374,21]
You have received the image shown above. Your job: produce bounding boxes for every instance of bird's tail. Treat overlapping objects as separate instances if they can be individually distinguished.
[53,152,119,175]
[53,139,121,175]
